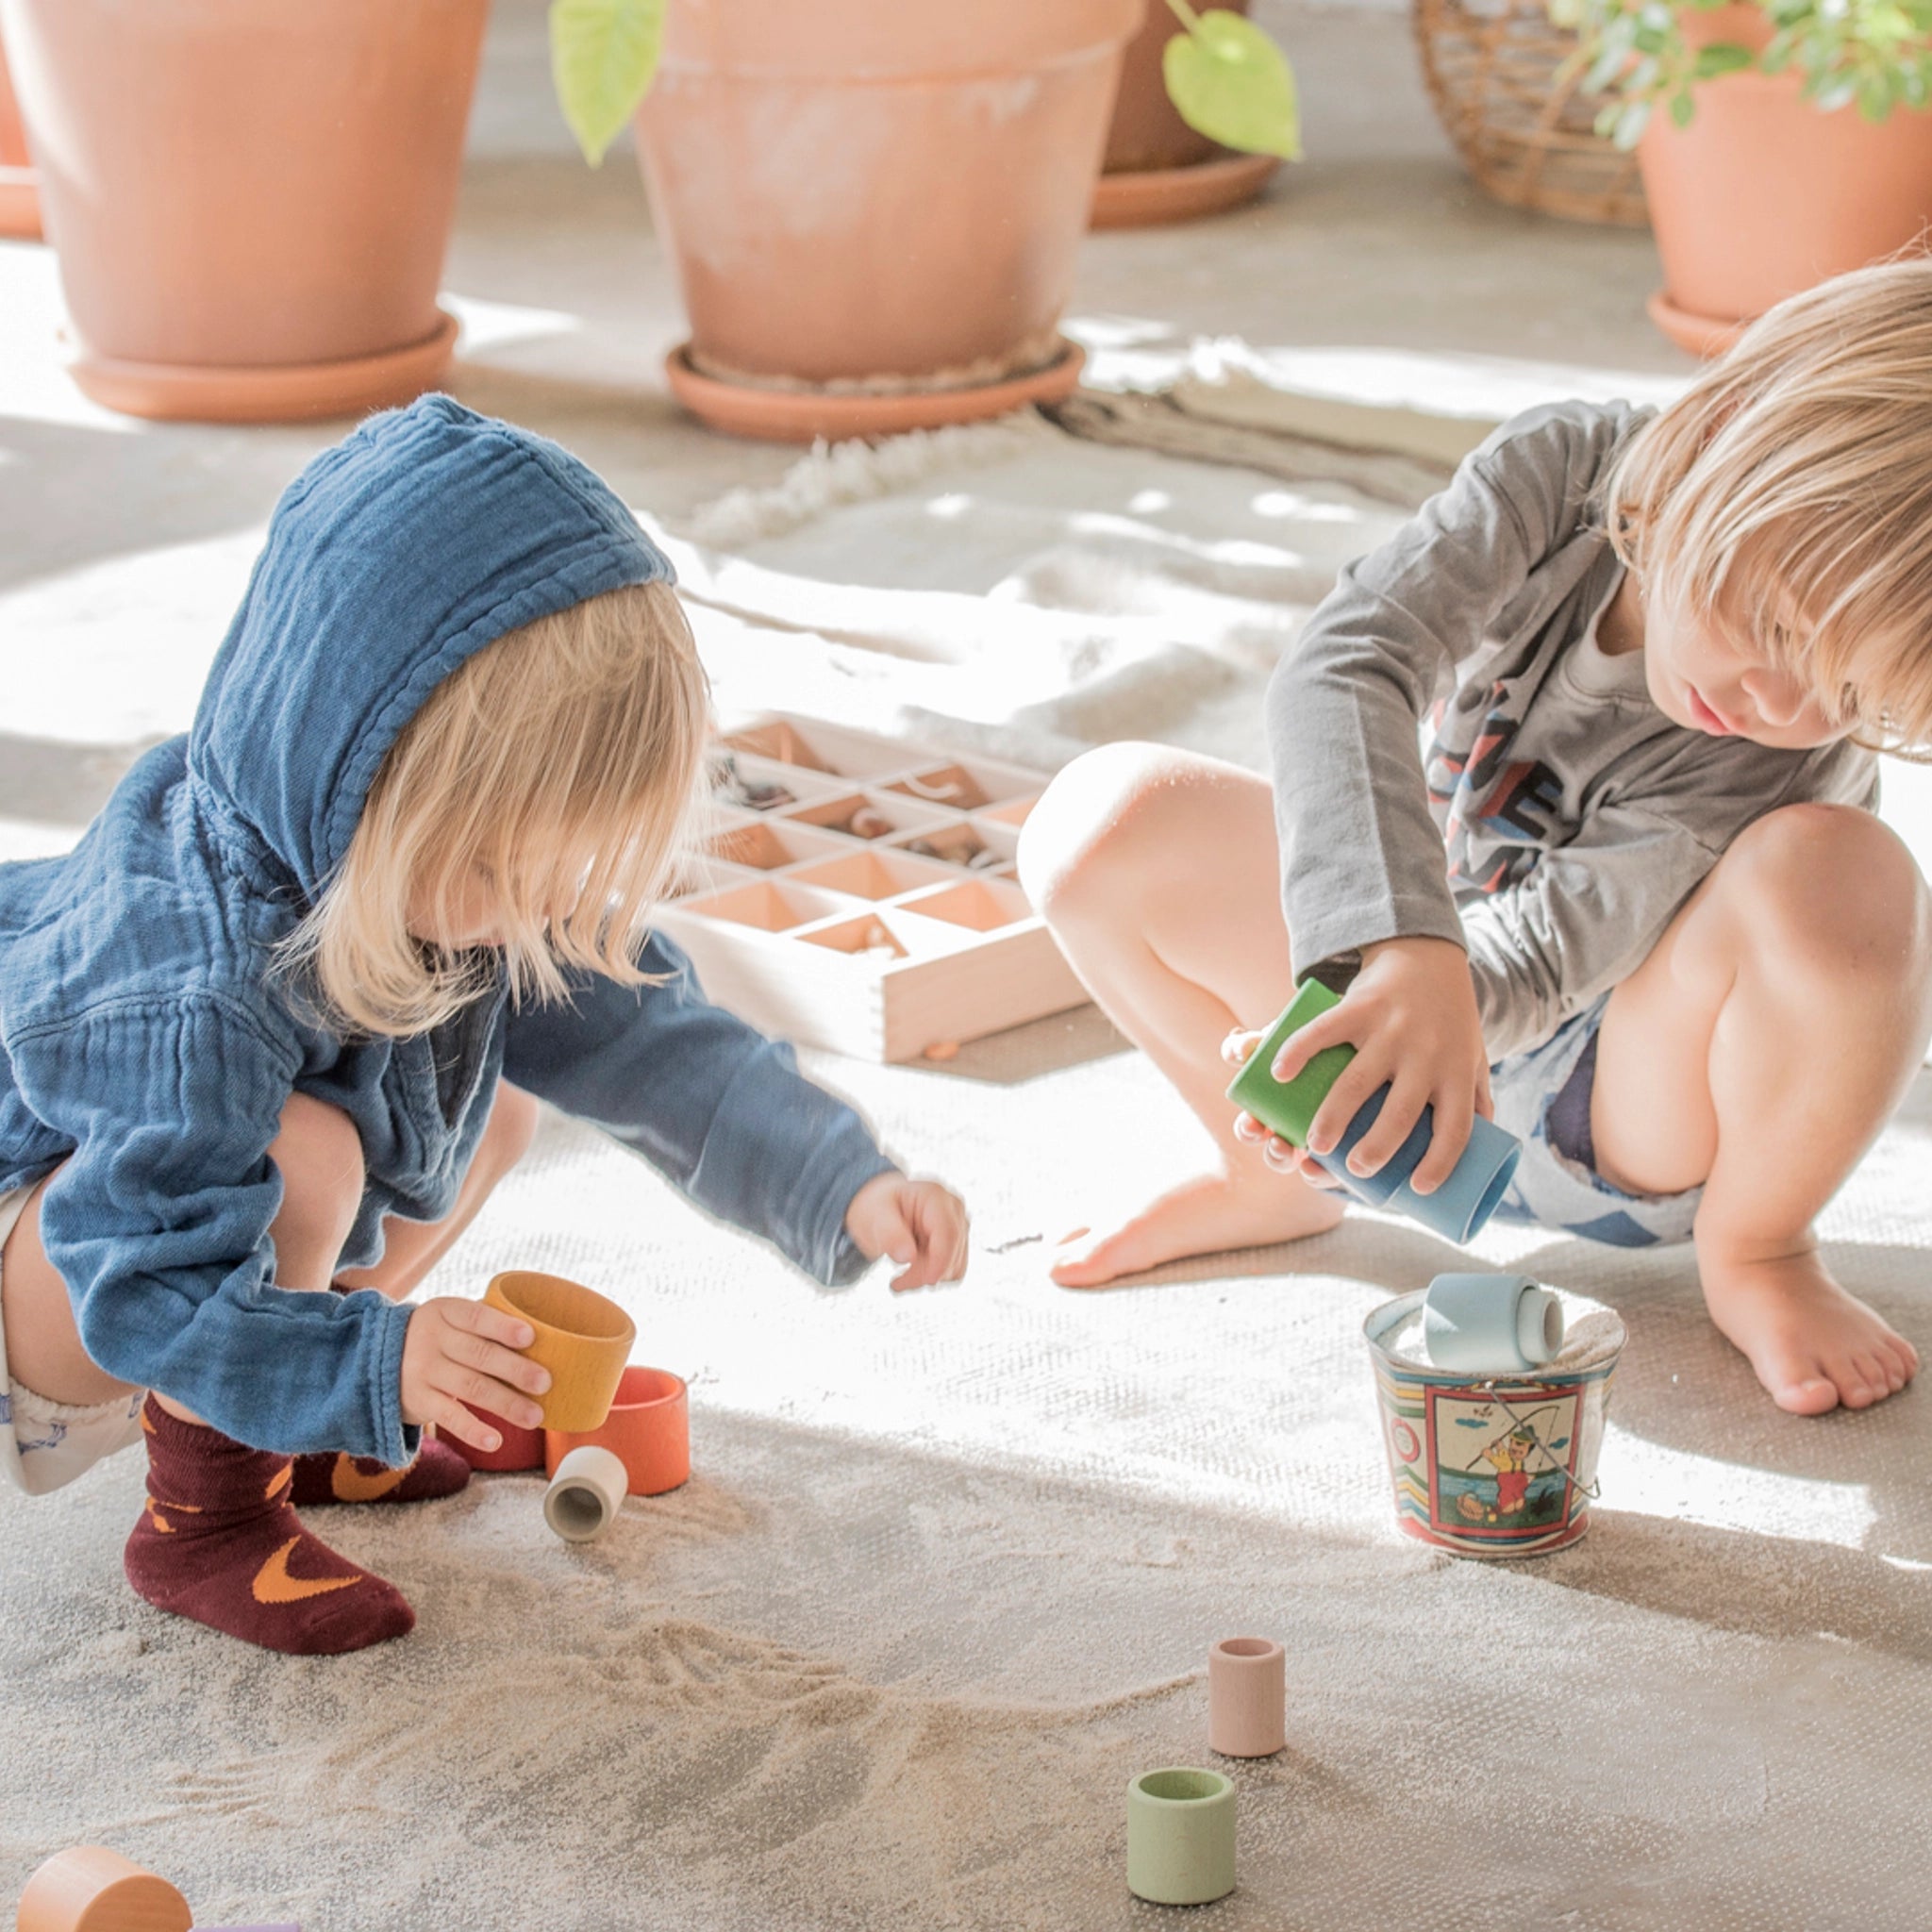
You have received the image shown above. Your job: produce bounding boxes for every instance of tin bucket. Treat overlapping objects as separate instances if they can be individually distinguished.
[1362,1289,1625,1557]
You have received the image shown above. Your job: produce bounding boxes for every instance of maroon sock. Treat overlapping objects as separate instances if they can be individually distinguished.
[290,1433,471,1507]
[124,1399,415,1656]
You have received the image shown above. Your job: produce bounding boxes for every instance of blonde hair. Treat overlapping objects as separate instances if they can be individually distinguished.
[1600,253,1932,756]
[281,579,710,1038]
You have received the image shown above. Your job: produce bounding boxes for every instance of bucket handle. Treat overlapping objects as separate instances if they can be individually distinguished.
[1472,1379,1602,1506]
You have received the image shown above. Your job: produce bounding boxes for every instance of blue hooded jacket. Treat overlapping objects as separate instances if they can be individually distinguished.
[0,398,895,1466]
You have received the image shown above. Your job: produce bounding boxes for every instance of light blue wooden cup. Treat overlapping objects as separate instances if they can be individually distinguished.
[1423,1272,1564,1373]
[1126,1767,1236,1906]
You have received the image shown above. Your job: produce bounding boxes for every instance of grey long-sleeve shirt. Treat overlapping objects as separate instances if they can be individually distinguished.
[1266,398,1876,1062]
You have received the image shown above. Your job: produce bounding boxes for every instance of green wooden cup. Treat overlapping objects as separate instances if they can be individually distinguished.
[1125,1767,1236,1906]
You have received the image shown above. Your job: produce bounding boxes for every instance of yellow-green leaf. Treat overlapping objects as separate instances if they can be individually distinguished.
[1162,9,1303,160]
[551,0,666,168]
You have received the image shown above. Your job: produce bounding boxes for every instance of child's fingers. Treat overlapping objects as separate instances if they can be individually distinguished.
[425,1392,510,1455]
[1341,1074,1431,1178]
[441,1298,537,1354]
[442,1364,546,1432]
[1304,1053,1390,1158]
[438,1318,551,1399]
[1232,1109,1271,1143]
[1221,1027,1264,1067]
[1268,1008,1354,1085]
[1409,1084,1475,1194]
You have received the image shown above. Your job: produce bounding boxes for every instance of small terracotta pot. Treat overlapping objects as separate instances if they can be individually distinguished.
[1105,0,1224,175]
[544,1363,690,1496]
[0,0,487,420]
[1091,0,1276,228]
[1638,6,1932,355]
[0,25,40,241]
[636,0,1139,439]
[1208,1636,1285,1757]
[482,1272,636,1435]
[453,1403,548,1474]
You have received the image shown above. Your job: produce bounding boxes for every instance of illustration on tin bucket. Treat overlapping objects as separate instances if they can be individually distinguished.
[1362,1287,1626,1557]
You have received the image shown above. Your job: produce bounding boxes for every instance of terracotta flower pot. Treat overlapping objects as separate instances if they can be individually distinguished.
[0,0,488,421]
[1638,5,1932,356]
[1091,0,1276,227]
[0,26,40,241]
[639,0,1141,442]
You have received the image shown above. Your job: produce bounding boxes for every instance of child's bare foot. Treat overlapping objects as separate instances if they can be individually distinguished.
[1699,1240,1918,1416]
[1052,1167,1344,1288]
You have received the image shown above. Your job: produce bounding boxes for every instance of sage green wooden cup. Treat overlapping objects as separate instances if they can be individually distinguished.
[1125,1767,1236,1906]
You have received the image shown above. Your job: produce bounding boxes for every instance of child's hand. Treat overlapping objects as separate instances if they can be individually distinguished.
[1223,1028,1350,1190]
[845,1172,970,1292]
[399,1297,553,1454]
[1231,938,1493,1194]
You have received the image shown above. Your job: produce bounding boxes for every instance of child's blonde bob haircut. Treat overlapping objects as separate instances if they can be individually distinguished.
[282,579,709,1038]
[1601,253,1932,755]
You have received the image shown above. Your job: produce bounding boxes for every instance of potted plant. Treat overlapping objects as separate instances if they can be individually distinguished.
[0,25,38,241]
[0,0,489,420]
[1553,0,1932,354]
[1093,0,1299,228]
[550,0,1300,441]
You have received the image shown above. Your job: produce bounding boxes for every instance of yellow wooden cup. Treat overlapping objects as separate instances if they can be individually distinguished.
[482,1271,636,1434]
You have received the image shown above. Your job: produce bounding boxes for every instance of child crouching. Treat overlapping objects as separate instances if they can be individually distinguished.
[0,398,968,1652]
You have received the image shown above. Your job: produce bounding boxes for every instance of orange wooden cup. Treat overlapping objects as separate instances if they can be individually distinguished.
[16,1846,192,1932]
[543,1364,690,1497]
[481,1271,635,1435]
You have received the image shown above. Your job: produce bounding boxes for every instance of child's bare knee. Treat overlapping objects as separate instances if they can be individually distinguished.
[1720,804,1931,981]
[268,1092,365,1285]
[1018,741,1197,922]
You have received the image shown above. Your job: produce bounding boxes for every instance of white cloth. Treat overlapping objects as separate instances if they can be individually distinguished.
[0,1184,147,1496]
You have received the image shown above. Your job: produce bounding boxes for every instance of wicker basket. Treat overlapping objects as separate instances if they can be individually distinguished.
[1412,0,1648,227]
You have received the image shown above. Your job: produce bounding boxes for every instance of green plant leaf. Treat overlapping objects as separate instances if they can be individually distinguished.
[1162,9,1303,159]
[550,0,666,167]
[1609,94,1655,145]
[1690,41,1757,75]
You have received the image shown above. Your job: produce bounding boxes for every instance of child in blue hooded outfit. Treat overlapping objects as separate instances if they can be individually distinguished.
[0,398,969,1655]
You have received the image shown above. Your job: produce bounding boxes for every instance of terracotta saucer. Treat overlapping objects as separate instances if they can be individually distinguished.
[1091,150,1278,229]
[664,336,1085,444]
[66,307,460,423]
[0,163,40,241]
[1645,288,1746,360]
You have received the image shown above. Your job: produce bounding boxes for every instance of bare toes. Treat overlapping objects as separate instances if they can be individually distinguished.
[1775,1374,1840,1417]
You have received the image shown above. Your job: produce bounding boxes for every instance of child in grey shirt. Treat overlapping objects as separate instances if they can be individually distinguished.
[1019,258,1932,1419]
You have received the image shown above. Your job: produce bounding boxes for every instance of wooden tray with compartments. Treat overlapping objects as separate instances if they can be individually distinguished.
[656,715,1089,1062]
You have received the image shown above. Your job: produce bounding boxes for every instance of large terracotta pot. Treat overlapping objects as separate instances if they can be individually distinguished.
[0,0,488,420]
[1091,0,1275,227]
[1638,4,1932,355]
[639,0,1141,441]
[0,25,38,240]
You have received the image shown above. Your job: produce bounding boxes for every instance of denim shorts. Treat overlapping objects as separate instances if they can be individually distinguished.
[0,1184,149,1496]
[1486,996,1702,1247]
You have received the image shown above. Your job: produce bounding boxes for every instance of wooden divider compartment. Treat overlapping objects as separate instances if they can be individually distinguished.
[784,789,953,842]
[883,758,1043,813]
[658,714,1088,1060]
[707,817,854,872]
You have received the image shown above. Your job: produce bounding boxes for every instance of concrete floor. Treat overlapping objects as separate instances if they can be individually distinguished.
[0,0,1710,853]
